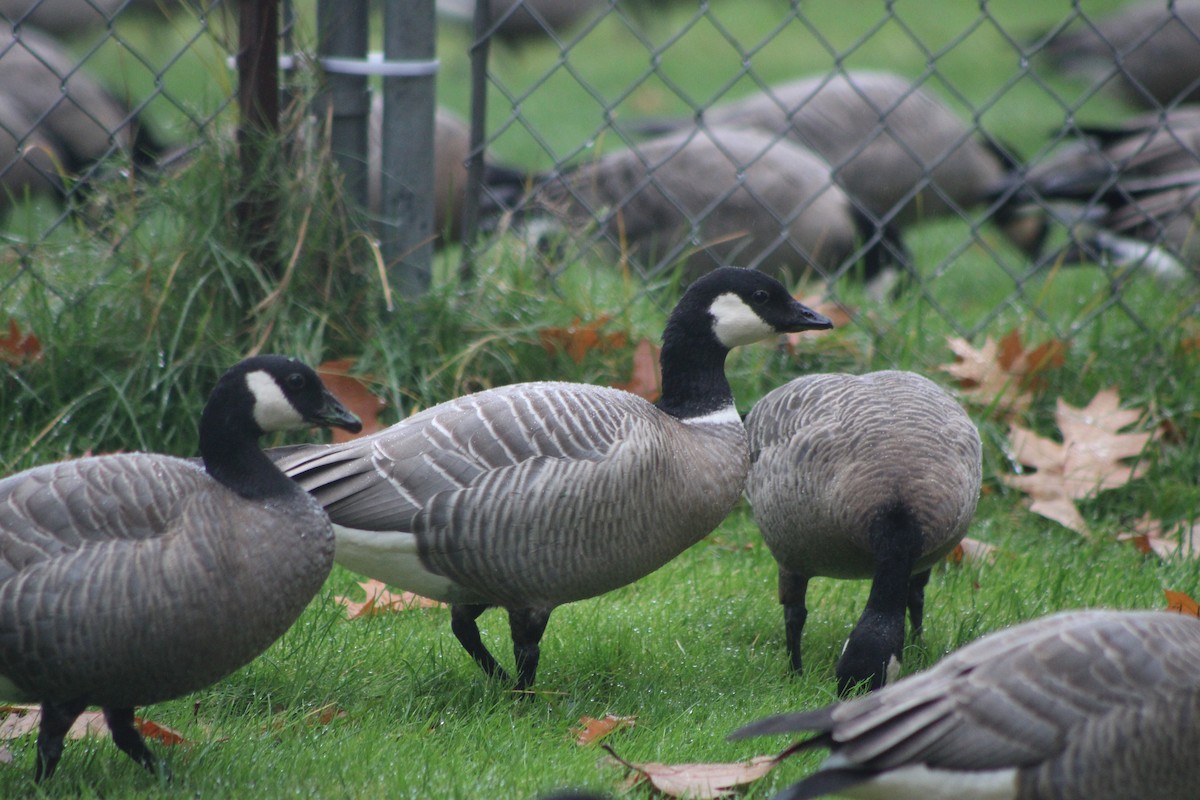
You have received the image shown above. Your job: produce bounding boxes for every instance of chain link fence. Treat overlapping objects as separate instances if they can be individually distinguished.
[3,1,1197,364]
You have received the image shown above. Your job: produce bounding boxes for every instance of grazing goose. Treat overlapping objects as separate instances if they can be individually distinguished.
[0,22,158,188]
[728,609,1200,800]
[0,356,362,781]
[1038,0,1200,110]
[273,268,833,690]
[510,126,892,284]
[743,371,981,694]
[633,71,1039,255]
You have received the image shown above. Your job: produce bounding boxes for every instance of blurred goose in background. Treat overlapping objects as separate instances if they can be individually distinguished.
[501,125,904,285]
[273,268,833,691]
[0,21,160,208]
[1037,0,1200,110]
[744,371,981,695]
[729,609,1200,800]
[1022,108,1200,277]
[0,356,361,780]
[630,70,1042,256]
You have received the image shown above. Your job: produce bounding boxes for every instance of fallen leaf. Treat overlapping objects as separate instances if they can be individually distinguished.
[603,744,780,799]
[135,719,187,746]
[539,315,628,364]
[1001,388,1157,536]
[1119,513,1200,560]
[0,745,12,764]
[611,338,661,402]
[334,579,445,619]
[0,319,41,366]
[0,706,186,746]
[572,714,636,746]
[946,537,1000,565]
[939,330,1066,419]
[1165,590,1200,617]
[316,359,389,443]
[306,704,348,726]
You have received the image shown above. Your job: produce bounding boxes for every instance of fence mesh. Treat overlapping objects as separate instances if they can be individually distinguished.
[4,0,1198,372]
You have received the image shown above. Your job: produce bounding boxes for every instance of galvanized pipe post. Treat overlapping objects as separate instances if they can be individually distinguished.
[380,0,437,297]
[316,0,370,208]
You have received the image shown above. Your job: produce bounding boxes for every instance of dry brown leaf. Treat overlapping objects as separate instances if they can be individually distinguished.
[1001,388,1157,536]
[334,579,445,619]
[572,714,636,746]
[611,338,661,402]
[939,330,1066,418]
[317,359,389,443]
[946,537,1000,565]
[1119,514,1200,560]
[0,319,42,366]
[539,315,628,364]
[0,706,186,746]
[305,703,348,726]
[604,744,779,799]
[1165,590,1200,617]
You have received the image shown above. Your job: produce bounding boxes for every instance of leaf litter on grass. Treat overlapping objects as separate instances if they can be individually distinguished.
[602,743,781,799]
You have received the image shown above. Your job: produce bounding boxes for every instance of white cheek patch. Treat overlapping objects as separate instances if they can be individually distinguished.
[709,292,774,347]
[246,370,306,432]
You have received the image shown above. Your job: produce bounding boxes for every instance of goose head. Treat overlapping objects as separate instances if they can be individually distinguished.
[199,356,362,496]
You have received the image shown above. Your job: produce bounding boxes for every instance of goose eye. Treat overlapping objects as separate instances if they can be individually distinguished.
[285,372,307,391]
[751,289,770,305]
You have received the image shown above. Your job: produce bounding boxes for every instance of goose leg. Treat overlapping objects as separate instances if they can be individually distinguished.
[34,697,87,782]
[451,603,511,683]
[103,707,161,776]
[778,567,809,674]
[508,607,553,692]
[906,568,932,638]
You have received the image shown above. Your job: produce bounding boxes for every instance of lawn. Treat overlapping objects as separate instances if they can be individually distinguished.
[3,0,1199,797]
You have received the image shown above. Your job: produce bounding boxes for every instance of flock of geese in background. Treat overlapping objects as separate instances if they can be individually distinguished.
[5,0,1200,286]
[3,1,1200,798]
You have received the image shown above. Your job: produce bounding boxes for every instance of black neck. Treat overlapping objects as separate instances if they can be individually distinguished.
[198,387,299,500]
[863,504,922,615]
[655,309,734,420]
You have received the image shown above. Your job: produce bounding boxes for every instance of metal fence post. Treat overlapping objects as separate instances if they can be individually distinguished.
[316,0,370,208]
[380,0,437,297]
[236,0,282,276]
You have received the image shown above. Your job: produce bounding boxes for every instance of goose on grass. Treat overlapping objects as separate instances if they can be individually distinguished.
[273,267,833,690]
[729,609,1200,800]
[0,356,361,781]
[743,371,981,694]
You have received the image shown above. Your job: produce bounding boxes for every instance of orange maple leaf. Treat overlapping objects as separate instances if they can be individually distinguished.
[1001,388,1157,537]
[1165,590,1200,616]
[572,714,636,746]
[604,743,780,799]
[539,315,628,364]
[612,338,661,402]
[939,330,1066,419]
[0,319,42,366]
[334,579,445,619]
[317,359,389,443]
[1119,513,1200,560]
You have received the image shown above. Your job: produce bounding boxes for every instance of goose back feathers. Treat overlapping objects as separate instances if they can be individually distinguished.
[694,71,1011,233]
[744,371,981,693]
[729,610,1200,800]
[518,126,867,282]
[0,356,361,779]
[275,268,833,689]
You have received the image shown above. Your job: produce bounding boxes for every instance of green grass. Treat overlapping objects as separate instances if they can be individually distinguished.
[4,0,1200,796]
